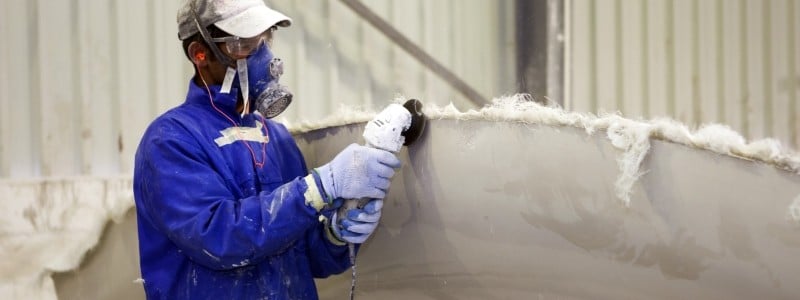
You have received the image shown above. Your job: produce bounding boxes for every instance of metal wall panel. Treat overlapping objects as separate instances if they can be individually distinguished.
[0,0,515,180]
[2,0,39,178]
[567,0,800,149]
[0,0,188,179]
[268,0,516,121]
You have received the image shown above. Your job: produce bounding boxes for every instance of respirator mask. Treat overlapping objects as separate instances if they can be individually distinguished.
[193,12,293,118]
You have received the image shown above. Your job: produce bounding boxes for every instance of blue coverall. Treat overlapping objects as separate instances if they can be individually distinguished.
[133,79,350,299]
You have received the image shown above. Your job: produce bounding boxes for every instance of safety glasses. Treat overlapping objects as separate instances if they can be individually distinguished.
[210,28,274,58]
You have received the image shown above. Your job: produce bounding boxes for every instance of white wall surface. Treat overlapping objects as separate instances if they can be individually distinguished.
[4,0,797,183]
[0,0,190,179]
[568,0,800,149]
[0,0,516,180]
[268,0,516,120]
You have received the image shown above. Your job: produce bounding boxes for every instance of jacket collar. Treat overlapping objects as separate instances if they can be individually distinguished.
[185,78,240,115]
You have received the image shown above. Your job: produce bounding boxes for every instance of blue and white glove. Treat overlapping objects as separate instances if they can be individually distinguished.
[332,199,384,244]
[314,143,401,200]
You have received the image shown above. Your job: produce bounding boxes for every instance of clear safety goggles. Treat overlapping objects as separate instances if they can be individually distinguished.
[210,28,274,58]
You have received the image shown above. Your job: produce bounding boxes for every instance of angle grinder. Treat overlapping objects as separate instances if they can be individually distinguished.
[339,99,426,299]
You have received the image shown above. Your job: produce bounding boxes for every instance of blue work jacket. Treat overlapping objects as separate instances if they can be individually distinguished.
[133,79,350,299]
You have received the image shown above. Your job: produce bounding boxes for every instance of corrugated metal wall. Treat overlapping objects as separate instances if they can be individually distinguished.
[268,0,516,119]
[11,0,796,180]
[0,0,191,179]
[568,0,800,149]
[0,0,516,180]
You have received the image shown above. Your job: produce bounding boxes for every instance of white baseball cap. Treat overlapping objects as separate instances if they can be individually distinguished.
[177,0,292,40]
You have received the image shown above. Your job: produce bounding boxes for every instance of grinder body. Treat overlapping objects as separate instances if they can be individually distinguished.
[336,102,412,219]
[336,99,426,223]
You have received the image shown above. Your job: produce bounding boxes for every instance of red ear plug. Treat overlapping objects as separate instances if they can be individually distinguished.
[195,52,206,61]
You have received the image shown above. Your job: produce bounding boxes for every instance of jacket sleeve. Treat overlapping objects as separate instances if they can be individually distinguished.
[137,132,323,271]
[303,211,356,278]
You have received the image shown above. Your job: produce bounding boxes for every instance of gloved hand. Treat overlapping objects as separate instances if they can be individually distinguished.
[332,199,384,244]
[314,143,401,200]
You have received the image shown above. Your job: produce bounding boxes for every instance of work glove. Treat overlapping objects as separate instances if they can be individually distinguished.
[332,199,384,244]
[314,143,401,201]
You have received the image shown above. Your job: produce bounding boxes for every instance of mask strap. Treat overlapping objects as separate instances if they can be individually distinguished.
[220,67,236,94]
[237,59,250,117]
[190,1,235,68]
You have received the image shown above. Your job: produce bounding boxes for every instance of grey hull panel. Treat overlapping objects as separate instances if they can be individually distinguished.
[54,119,800,299]
[300,120,800,299]
[53,210,145,300]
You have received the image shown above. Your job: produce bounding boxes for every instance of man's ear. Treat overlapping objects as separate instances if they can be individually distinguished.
[188,41,208,67]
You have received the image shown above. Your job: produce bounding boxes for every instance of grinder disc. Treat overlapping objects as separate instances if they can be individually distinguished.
[401,99,427,146]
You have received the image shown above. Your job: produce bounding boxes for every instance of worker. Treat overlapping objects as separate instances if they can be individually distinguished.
[132,0,400,298]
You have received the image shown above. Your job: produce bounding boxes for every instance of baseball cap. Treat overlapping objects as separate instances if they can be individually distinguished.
[177,0,292,40]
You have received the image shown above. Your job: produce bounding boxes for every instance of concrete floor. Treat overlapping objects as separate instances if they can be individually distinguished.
[54,119,800,299]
